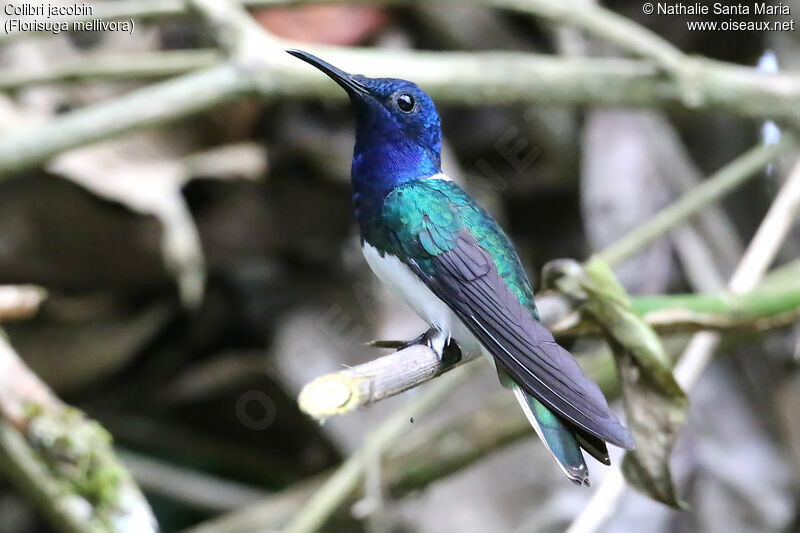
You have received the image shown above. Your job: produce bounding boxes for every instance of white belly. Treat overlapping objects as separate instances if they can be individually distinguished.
[362,242,480,356]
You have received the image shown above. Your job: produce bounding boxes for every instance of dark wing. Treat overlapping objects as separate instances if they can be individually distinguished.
[406,229,634,449]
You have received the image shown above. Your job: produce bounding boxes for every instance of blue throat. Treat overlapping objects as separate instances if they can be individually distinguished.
[351,127,440,235]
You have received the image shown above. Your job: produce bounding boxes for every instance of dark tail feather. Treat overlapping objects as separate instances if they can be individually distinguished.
[575,429,611,466]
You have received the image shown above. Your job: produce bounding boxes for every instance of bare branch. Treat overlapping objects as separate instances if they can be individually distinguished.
[598,135,795,266]
[187,350,631,533]
[0,50,222,91]
[286,365,476,533]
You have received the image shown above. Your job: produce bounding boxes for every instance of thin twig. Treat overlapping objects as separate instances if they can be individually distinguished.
[119,450,270,513]
[478,0,684,70]
[298,260,800,418]
[566,157,800,533]
[283,365,476,533]
[0,0,694,77]
[598,135,794,266]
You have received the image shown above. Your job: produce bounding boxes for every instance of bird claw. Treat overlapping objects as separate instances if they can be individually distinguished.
[439,337,462,367]
[367,330,430,350]
[367,339,409,349]
[368,328,462,366]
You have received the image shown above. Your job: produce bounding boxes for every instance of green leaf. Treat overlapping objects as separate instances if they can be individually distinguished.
[544,257,688,508]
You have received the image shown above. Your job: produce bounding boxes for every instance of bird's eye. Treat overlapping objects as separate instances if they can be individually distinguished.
[396,93,415,112]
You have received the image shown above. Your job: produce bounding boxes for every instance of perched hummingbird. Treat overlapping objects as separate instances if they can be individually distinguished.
[288,49,635,485]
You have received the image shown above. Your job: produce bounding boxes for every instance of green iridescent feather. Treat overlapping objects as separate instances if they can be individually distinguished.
[524,394,586,473]
[378,178,590,477]
[380,179,536,312]
[378,179,585,474]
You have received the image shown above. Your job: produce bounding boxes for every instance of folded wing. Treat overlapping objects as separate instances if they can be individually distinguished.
[407,230,634,449]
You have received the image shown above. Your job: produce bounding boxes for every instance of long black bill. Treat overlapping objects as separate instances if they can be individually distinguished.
[286,49,370,99]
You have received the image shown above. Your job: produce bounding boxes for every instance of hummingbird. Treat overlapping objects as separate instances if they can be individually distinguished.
[288,49,635,485]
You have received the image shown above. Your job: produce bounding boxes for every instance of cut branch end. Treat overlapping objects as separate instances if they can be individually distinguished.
[298,375,362,419]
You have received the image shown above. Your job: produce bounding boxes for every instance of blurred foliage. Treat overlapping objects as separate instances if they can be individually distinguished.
[544,258,688,507]
[0,1,799,532]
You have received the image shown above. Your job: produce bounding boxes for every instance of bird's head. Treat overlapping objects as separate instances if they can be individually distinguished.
[288,49,442,188]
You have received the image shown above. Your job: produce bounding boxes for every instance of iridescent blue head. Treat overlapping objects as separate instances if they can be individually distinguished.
[288,49,442,224]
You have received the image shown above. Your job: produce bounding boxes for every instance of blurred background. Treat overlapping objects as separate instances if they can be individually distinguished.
[1,0,800,532]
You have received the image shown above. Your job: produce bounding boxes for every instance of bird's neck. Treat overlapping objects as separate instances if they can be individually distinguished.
[351,130,440,241]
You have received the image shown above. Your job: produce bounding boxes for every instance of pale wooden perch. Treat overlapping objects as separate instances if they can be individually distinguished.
[0,285,47,322]
[298,344,480,418]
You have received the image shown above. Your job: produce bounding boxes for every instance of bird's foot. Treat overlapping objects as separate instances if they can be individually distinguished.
[369,328,462,366]
[367,331,430,350]
[419,328,463,367]
[439,336,462,367]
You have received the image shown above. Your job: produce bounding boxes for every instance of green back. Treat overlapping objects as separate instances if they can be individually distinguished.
[377,179,537,314]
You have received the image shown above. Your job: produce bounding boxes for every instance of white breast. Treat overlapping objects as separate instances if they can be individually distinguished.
[362,242,480,356]
[362,242,452,329]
